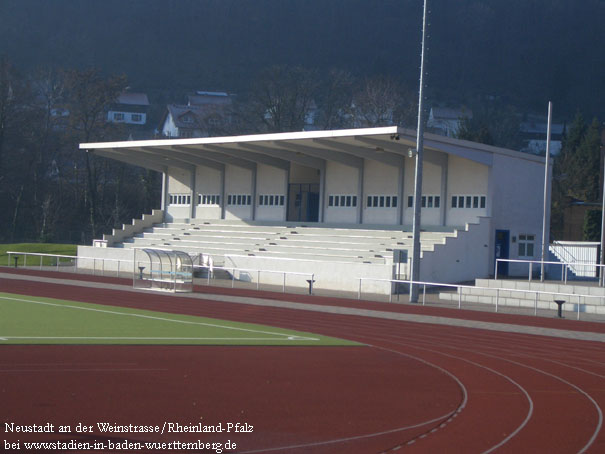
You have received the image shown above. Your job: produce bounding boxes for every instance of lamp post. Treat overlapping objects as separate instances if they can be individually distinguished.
[409,0,429,302]
[600,153,605,286]
[540,102,552,282]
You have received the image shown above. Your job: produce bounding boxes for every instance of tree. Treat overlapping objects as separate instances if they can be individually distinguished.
[551,113,603,239]
[314,69,355,130]
[455,102,521,149]
[63,68,127,238]
[583,209,601,242]
[351,76,416,128]
[245,65,320,133]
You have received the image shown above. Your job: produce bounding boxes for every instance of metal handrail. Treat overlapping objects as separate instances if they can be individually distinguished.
[192,264,314,293]
[357,276,604,320]
[495,258,605,285]
[5,251,316,294]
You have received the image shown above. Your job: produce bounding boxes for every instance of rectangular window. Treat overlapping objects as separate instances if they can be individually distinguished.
[392,196,398,208]
[421,196,426,208]
[518,234,535,258]
[113,112,124,121]
[131,113,142,122]
[427,196,433,208]
[408,196,414,208]
[258,194,284,206]
[328,194,357,207]
[434,196,440,208]
[168,193,191,206]
[227,194,251,206]
[451,195,486,209]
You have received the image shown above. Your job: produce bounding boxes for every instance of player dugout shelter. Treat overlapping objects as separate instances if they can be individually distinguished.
[80,126,548,283]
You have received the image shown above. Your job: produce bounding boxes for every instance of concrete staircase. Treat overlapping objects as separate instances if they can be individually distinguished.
[117,220,457,266]
[439,278,605,315]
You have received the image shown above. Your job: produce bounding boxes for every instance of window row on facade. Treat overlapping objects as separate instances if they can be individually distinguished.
[169,192,489,210]
[452,195,487,209]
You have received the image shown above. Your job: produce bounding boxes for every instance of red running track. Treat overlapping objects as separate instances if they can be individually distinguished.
[1,273,605,453]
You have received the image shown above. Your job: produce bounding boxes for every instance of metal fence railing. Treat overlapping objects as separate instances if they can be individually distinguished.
[5,252,316,294]
[192,265,315,294]
[357,276,605,321]
[495,258,605,285]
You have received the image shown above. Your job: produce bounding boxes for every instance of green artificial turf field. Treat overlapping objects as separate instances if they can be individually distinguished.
[0,292,359,346]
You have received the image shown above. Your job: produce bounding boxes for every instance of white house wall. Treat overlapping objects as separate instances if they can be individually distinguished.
[225,165,253,220]
[162,113,178,138]
[196,166,222,219]
[324,161,359,223]
[362,159,399,225]
[256,164,287,221]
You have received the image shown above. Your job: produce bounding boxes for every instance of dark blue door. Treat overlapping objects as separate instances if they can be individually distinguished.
[495,230,510,276]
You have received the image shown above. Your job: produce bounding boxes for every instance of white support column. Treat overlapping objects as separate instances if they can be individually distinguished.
[189,166,196,220]
[220,165,226,220]
[441,155,449,226]
[398,158,405,225]
[284,166,290,222]
[357,160,364,224]
[319,162,326,223]
[251,164,257,221]
[161,172,167,210]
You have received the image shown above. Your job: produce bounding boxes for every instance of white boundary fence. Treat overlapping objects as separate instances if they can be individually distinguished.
[495,258,605,286]
[192,265,315,294]
[5,252,315,294]
[357,277,605,320]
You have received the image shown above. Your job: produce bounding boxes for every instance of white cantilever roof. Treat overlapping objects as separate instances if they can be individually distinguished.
[80,126,544,173]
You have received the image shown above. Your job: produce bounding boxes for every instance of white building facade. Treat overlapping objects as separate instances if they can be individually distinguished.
[81,127,548,282]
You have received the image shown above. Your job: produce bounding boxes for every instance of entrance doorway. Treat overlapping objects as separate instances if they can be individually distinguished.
[288,183,320,222]
[495,229,510,276]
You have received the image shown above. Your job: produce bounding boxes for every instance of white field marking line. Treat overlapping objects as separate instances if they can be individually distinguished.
[0,336,311,341]
[237,344,467,454]
[0,295,318,342]
[377,331,600,454]
[0,368,167,373]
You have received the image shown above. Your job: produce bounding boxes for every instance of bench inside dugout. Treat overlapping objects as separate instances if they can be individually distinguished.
[133,248,193,293]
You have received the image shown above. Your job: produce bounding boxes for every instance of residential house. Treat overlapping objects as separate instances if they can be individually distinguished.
[519,115,564,156]
[107,92,150,126]
[160,91,234,138]
[427,107,473,138]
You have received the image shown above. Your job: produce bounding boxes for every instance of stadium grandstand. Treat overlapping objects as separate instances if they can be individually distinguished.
[79,126,547,295]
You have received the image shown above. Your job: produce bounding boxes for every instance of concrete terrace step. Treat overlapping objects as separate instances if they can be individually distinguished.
[474,279,605,298]
[438,291,605,315]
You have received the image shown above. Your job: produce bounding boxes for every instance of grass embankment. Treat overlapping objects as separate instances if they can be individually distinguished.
[0,243,78,267]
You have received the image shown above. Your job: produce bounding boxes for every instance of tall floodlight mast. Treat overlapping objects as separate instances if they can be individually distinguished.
[410,0,429,302]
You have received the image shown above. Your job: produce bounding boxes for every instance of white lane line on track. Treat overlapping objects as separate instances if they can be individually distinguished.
[0,368,167,373]
[236,344,468,454]
[375,329,602,454]
[0,336,310,341]
[0,295,319,341]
